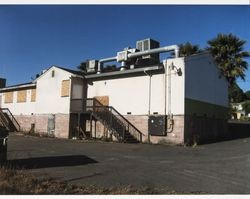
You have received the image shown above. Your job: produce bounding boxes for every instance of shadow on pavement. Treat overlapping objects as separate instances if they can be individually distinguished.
[6,155,98,169]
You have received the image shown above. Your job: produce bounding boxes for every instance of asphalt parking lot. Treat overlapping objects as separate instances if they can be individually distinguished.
[7,133,250,194]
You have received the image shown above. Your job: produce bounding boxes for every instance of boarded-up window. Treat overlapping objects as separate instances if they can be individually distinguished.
[94,96,109,106]
[94,96,109,113]
[31,89,36,102]
[4,92,13,103]
[61,80,70,97]
[17,90,27,103]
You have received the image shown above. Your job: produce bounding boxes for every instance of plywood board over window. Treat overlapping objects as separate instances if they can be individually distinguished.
[61,80,70,97]
[94,96,109,106]
[4,92,13,103]
[31,89,36,102]
[94,96,109,113]
[17,90,27,103]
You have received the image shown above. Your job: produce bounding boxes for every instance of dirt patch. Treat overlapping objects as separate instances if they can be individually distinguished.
[0,166,205,195]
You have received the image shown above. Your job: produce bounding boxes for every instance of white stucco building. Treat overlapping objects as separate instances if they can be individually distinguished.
[0,66,84,138]
[83,52,228,144]
[0,39,229,145]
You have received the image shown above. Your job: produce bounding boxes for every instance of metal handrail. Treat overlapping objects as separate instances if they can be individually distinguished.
[85,98,144,142]
[92,106,126,141]
[0,111,8,126]
[109,105,145,137]
[0,108,20,131]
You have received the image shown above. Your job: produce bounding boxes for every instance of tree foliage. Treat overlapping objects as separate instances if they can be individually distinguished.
[245,90,250,100]
[207,33,250,86]
[228,83,246,103]
[242,100,250,115]
[77,60,88,74]
[178,42,202,57]
[77,61,118,74]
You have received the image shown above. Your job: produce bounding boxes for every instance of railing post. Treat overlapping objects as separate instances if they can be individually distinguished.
[90,114,93,138]
[123,127,125,143]
[110,108,112,127]
[82,98,84,112]
[93,99,95,112]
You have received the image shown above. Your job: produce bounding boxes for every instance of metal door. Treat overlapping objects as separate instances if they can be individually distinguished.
[47,114,55,136]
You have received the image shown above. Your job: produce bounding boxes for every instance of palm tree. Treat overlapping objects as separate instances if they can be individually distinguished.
[178,42,202,57]
[207,33,250,86]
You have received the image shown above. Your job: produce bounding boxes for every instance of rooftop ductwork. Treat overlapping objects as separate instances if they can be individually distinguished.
[128,45,180,59]
[93,39,180,74]
[97,56,117,74]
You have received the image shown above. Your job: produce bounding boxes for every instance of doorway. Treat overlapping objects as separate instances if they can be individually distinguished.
[47,114,55,137]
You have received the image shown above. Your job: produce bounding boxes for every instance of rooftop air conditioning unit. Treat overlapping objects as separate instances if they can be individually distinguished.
[86,60,98,73]
[136,38,160,64]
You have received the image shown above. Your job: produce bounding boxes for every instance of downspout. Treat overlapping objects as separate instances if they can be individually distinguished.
[144,69,152,143]
[168,63,172,117]
[164,60,167,117]
[167,62,176,133]
[164,61,176,134]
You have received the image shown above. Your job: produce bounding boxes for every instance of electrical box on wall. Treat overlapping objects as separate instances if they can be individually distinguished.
[148,115,166,136]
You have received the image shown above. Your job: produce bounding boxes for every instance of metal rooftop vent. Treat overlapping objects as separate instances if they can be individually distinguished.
[86,60,98,74]
[136,38,160,63]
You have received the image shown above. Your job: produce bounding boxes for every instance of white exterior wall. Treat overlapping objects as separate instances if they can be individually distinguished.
[185,53,228,107]
[87,57,185,116]
[0,88,36,115]
[88,76,151,115]
[165,58,185,115]
[0,67,82,116]
[35,67,72,114]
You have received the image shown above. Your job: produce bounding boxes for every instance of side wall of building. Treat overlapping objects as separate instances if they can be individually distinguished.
[87,58,186,144]
[0,67,74,138]
[15,113,69,138]
[35,67,72,114]
[0,88,36,115]
[185,53,228,111]
[184,53,229,144]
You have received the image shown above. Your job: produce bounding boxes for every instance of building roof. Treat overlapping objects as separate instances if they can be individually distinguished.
[0,82,36,92]
[0,66,83,93]
[32,65,84,82]
[56,66,84,76]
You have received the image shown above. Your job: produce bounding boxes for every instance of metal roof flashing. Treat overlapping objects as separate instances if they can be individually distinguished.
[0,82,36,92]
[85,65,164,80]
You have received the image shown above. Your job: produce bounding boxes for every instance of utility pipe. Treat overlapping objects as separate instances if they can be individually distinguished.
[143,69,152,115]
[97,56,117,73]
[128,45,180,59]
[144,69,152,143]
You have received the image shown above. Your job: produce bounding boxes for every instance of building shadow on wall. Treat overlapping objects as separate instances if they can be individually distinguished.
[6,155,98,170]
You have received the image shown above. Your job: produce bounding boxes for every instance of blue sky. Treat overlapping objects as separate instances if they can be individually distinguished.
[0,5,250,91]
